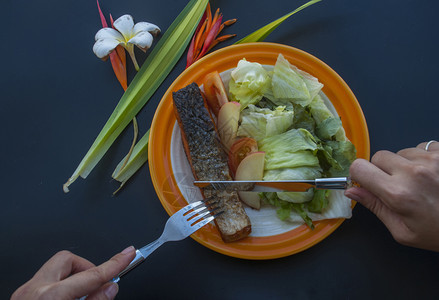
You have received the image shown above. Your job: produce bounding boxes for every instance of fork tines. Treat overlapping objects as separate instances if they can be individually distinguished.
[183,197,223,226]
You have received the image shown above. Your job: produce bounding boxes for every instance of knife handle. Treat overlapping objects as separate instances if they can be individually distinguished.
[315,177,351,190]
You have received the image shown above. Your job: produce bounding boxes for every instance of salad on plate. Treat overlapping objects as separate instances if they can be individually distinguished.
[201,53,356,229]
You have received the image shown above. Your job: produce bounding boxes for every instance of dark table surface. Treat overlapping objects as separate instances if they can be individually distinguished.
[2,0,439,299]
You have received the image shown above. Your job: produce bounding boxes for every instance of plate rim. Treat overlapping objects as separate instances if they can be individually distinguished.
[148,42,370,260]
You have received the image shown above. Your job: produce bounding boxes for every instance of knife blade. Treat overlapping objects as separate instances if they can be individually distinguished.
[193,177,351,192]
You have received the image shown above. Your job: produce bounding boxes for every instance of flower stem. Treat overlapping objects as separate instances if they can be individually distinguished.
[126,44,140,71]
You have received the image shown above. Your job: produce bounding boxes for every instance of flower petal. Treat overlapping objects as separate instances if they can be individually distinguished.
[95,27,124,42]
[127,31,153,51]
[93,38,122,59]
[133,22,160,36]
[113,14,135,41]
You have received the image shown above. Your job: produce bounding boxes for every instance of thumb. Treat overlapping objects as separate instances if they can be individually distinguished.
[86,282,119,300]
[345,186,404,232]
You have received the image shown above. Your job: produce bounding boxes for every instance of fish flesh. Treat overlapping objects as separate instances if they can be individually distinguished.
[172,82,251,242]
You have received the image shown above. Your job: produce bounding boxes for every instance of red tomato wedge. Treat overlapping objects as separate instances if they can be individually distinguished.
[228,137,258,177]
[202,71,229,115]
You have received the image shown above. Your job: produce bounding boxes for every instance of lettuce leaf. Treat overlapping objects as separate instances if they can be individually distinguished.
[308,189,330,213]
[229,59,270,110]
[316,117,343,141]
[271,54,311,106]
[237,105,294,141]
[270,54,323,108]
[326,140,357,177]
[309,95,346,141]
[264,166,322,204]
[259,128,320,170]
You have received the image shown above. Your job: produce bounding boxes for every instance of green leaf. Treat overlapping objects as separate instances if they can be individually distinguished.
[63,0,208,192]
[112,129,150,194]
[234,0,322,44]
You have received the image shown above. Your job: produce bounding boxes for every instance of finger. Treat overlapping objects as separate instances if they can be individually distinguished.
[349,158,392,201]
[56,246,136,299]
[344,186,406,234]
[370,150,410,175]
[87,282,119,300]
[397,147,429,162]
[417,140,439,151]
[34,250,95,282]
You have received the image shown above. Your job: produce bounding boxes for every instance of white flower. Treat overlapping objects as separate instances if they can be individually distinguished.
[93,14,160,70]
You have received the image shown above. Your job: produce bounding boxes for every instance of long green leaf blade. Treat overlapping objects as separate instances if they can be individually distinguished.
[112,129,150,194]
[235,0,322,44]
[63,0,208,192]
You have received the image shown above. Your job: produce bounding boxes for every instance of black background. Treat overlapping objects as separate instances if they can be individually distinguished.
[2,0,439,299]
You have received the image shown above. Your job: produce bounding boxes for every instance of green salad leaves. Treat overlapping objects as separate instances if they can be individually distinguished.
[230,54,356,228]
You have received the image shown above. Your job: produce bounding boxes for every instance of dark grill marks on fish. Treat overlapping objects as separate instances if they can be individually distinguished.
[173,83,251,242]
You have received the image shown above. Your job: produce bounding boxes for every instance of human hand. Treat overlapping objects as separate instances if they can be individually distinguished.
[345,141,439,252]
[11,246,136,300]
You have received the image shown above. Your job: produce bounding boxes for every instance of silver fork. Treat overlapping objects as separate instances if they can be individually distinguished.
[112,198,222,282]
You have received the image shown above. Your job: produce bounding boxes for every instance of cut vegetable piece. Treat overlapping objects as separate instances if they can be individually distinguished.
[228,137,258,177]
[63,0,208,192]
[235,152,265,209]
[217,101,241,151]
[202,71,228,115]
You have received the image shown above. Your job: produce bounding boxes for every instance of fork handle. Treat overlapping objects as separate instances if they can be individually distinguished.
[112,238,164,282]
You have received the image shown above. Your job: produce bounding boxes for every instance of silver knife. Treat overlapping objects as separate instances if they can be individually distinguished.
[193,177,352,192]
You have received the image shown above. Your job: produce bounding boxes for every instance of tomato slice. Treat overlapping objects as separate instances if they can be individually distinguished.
[228,137,259,177]
[202,71,228,116]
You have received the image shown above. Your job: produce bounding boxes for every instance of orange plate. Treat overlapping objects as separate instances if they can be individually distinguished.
[148,42,370,260]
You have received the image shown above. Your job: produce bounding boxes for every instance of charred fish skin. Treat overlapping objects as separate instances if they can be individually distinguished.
[173,83,251,242]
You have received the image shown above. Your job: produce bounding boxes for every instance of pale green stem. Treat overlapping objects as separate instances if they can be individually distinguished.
[126,44,140,71]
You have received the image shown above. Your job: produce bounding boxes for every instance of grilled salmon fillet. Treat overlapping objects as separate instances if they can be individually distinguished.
[172,83,251,242]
